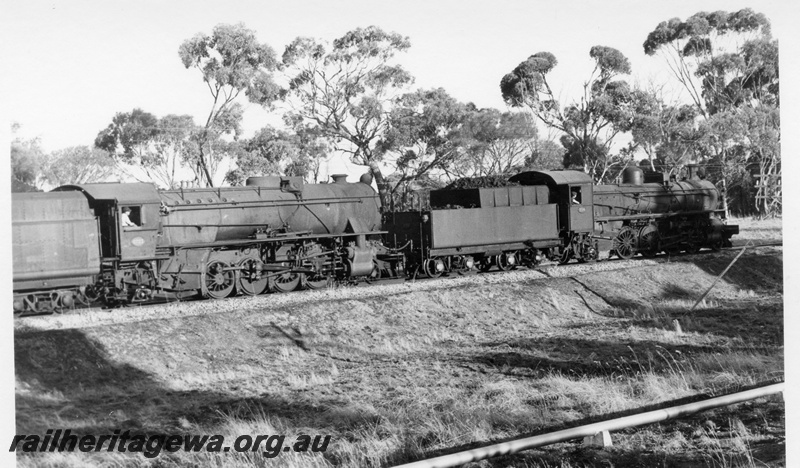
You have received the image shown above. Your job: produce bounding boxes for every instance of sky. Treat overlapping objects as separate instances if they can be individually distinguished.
[2,0,796,178]
[2,1,799,463]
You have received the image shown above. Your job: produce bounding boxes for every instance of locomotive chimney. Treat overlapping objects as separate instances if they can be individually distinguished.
[331,174,348,184]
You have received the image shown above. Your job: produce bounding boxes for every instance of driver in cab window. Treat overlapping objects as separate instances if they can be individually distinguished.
[121,207,138,228]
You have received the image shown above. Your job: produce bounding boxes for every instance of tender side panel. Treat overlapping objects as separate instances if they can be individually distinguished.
[12,192,100,288]
[430,186,550,209]
[430,204,558,249]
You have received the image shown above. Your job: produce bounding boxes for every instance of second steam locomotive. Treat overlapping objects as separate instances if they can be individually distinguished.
[12,167,737,314]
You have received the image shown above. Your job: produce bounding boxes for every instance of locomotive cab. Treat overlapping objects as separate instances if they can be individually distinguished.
[509,170,594,235]
[55,183,162,261]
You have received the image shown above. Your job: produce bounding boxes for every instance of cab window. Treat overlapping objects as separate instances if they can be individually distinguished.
[570,187,582,205]
[120,206,142,229]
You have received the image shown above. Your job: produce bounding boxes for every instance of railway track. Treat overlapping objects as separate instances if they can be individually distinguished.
[14,241,782,331]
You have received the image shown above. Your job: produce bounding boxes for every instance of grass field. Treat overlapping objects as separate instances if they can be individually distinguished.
[14,218,784,467]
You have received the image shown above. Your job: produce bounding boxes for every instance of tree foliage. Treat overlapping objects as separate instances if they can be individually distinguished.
[643,9,780,216]
[11,123,46,190]
[628,88,703,174]
[452,109,541,178]
[501,46,635,182]
[224,125,328,185]
[525,139,564,171]
[95,109,199,188]
[282,26,413,205]
[42,146,117,187]
[179,23,282,186]
[379,88,469,203]
[643,9,775,115]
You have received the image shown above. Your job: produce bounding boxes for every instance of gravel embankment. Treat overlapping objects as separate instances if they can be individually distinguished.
[15,246,781,332]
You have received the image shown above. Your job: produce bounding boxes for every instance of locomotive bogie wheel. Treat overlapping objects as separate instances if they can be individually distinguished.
[479,259,493,272]
[460,256,476,271]
[613,227,637,260]
[271,271,301,293]
[203,261,236,299]
[496,252,517,271]
[236,258,268,296]
[423,258,445,278]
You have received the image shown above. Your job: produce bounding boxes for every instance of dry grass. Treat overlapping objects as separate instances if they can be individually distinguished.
[730,216,782,245]
[14,234,784,467]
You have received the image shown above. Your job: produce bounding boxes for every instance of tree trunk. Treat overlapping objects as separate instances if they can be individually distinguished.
[367,160,390,210]
[721,176,729,218]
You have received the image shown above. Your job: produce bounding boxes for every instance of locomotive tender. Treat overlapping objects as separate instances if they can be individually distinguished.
[384,167,738,277]
[12,168,737,314]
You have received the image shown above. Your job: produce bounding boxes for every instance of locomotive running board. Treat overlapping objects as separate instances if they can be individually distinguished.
[172,231,388,250]
[595,209,727,222]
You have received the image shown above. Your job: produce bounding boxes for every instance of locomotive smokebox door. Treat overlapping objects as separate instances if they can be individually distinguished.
[566,183,593,232]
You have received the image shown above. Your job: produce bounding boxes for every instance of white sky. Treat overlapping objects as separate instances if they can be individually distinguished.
[2,1,795,167]
[1,1,799,463]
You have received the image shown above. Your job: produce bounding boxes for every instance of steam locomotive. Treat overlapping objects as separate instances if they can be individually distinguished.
[384,166,737,277]
[12,168,737,314]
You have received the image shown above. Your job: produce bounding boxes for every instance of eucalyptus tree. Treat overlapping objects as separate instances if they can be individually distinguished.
[643,9,776,116]
[281,26,414,205]
[628,88,703,174]
[501,46,636,182]
[11,123,46,190]
[643,8,780,215]
[179,23,283,186]
[378,88,470,203]
[452,108,540,178]
[42,146,117,187]
[224,125,328,186]
[95,109,199,188]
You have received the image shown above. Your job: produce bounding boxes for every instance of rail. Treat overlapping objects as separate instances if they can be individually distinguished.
[393,382,784,468]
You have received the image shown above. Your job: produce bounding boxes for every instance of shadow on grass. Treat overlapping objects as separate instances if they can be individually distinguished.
[665,247,783,294]
[14,329,359,444]
[472,336,724,379]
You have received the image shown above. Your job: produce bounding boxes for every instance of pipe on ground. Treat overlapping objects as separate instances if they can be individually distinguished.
[393,382,784,468]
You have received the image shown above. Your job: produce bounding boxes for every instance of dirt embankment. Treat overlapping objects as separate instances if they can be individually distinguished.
[15,248,784,467]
